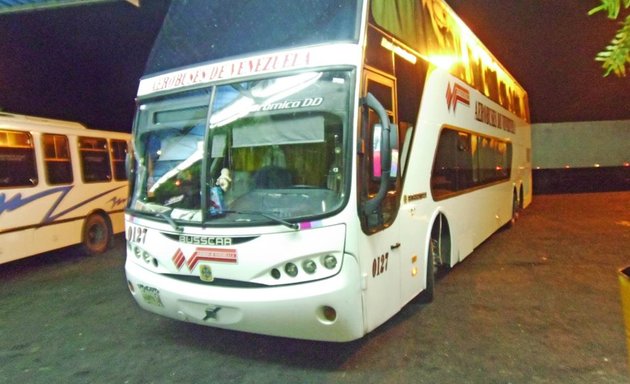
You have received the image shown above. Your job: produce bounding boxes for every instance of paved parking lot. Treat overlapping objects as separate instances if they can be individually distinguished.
[0,192,628,383]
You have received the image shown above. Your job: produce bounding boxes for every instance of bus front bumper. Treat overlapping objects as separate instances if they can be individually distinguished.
[125,255,365,342]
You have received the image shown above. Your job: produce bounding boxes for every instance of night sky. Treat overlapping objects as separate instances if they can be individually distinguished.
[0,0,628,133]
[0,0,170,132]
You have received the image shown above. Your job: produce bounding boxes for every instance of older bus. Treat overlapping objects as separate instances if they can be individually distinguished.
[125,0,531,341]
[0,113,129,264]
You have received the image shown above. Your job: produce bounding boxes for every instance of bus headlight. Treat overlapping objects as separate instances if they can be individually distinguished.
[263,253,343,285]
[284,262,298,277]
[132,245,154,266]
[302,260,317,274]
[323,254,337,269]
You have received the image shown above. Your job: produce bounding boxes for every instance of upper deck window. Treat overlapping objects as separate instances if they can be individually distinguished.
[371,0,529,122]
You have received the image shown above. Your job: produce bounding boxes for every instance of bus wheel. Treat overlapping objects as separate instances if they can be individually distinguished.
[417,215,450,303]
[506,192,519,229]
[426,238,439,302]
[82,213,111,255]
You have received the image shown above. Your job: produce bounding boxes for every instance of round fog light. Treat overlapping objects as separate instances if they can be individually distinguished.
[321,305,337,322]
[285,262,298,277]
[302,260,317,274]
[271,268,281,279]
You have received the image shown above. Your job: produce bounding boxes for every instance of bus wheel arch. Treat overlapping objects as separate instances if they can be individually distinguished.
[81,211,112,255]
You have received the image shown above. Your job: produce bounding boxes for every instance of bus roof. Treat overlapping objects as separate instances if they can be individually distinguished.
[0,112,129,138]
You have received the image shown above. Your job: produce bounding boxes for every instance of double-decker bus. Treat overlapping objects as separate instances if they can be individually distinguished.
[0,112,130,264]
[125,0,531,341]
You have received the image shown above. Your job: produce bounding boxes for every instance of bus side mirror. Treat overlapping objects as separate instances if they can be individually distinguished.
[362,93,398,226]
[372,123,399,180]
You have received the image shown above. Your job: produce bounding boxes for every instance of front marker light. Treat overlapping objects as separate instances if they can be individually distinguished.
[285,262,298,277]
[303,260,317,274]
[323,255,337,269]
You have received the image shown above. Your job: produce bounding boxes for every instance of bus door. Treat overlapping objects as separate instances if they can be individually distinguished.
[359,69,404,330]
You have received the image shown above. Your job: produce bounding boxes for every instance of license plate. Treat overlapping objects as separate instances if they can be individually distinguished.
[138,284,164,307]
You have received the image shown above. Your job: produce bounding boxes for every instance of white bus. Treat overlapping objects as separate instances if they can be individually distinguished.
[0,113,130,264]
[125,0,531,341]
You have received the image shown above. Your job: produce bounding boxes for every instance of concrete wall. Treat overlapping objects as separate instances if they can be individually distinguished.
[531,120,629,193]
[532,120,629,169]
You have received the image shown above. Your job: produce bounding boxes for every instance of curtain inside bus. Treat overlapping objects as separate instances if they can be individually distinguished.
[145,0,362,75]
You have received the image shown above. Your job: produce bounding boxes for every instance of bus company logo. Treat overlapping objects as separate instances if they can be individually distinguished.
[171,247,238,271]
[446,82,470,112]
[172,248,186,270]
[199,264,214,283]
[178,234,232,246]
[108,195,127,208]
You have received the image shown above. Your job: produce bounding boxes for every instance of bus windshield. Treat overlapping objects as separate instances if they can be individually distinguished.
[130,69,353,227]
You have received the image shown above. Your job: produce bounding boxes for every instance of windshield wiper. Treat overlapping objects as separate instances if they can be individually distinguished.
[226,210,299,230]
[258,212,299,230]
[156,211,182,232]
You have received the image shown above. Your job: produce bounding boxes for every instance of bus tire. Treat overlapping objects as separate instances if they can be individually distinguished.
[425,239,437,302]
[505,191,519,229]
[414,238,438,304]
[82,213,111,255]
[416,215,450,303]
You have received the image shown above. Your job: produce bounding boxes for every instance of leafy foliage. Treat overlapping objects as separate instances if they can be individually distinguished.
[589,0,630,77]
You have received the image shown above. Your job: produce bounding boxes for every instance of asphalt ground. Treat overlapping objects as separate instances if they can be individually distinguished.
[0,191,628,383]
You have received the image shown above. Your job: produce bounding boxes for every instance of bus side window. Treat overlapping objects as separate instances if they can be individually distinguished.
[79,137,112,183]
[432,128,513,199]
[0,129,38,187]
[110,139,128,181]
[431,128,474,196]
[364,74,397,195]
[399,124,413,174]
[394,52,428,178]
[43,134,73,185]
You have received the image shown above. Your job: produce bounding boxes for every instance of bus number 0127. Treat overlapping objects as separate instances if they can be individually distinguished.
[128,226,147,245]
[372,252,389,277]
